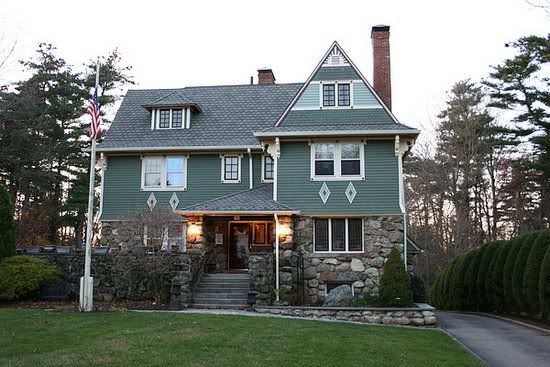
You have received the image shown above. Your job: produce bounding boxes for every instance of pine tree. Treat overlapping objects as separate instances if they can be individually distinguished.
[524,230,550,316]
[378,248,414,307]
[0,185,16,260]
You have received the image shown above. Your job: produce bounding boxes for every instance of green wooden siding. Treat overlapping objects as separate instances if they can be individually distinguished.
[277,141,401,215]
[353,83,379,107]
[101,154,264,220]
[312,66,360,81]
[294,83,319,109]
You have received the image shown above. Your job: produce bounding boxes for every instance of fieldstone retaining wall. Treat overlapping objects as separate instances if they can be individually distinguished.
[255,304,437,327]
[290,215,405,305]
[34,253,204,309]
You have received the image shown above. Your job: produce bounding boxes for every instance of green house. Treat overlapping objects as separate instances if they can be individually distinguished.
[97,26,420,306]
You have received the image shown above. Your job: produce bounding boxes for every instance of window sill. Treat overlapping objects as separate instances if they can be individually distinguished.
[220,180,241,184]
[311,251,366,257]
[141,187,187,192]
[261,179,274,183]
[310,176,364,181]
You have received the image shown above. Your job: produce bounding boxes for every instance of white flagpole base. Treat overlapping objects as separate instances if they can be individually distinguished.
[79,276,94,312]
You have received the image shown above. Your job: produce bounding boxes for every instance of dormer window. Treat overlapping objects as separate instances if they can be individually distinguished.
[321,82,352,108]
[156,109,185,130]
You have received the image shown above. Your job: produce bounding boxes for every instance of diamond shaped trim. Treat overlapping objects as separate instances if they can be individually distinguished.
[319,182,331,204]
[345,182,357,203]
[169,192,180,211]
[147,193,157,210]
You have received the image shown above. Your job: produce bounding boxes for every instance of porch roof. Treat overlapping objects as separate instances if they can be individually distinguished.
[178,185,299,215]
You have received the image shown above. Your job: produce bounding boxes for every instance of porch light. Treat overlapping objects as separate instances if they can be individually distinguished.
[188,223,201,236]
[276,223,291,237]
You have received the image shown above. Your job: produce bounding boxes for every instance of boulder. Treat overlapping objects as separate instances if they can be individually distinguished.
[350,258,365,272]
[322,285,353,307]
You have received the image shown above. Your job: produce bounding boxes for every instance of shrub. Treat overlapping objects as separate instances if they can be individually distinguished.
[540,245,550,319]
[503,235,524,312]
[454,251,476,310]
[409,274,427,303]
[492,240,512,313]
[378,248,414,307]
[351,294,380,307]
[429,272,442,306]
[0,185,16,261]
[464,248,485,311]
[477,241,501,311]
[485,242,505,312]
[524,231,550,316]
[448,255,467,310]
[0,256,63,300]
[512,231,541,313]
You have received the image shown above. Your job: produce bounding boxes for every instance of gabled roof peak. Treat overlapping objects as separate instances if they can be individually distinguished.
[322,42,350,67]
[143,90,202,112]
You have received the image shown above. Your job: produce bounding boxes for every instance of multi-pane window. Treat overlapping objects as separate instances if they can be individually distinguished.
[338,84,350,106]
[157,109,185,129]
[144,223,185,252]
[311,142,363,179]
[172,110,183,128]
[340,143,361,176]
[223,156,240,182]
[323,84,335,107]
[314,218,364,252]
[159,109,170,128]
[263,156,274,181]
[314,144,335,176]
[144,157,163,187]
[142,156,186,190]
[166,157,185,187]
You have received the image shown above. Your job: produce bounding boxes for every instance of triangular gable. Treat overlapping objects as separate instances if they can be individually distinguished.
[275,41,399,127]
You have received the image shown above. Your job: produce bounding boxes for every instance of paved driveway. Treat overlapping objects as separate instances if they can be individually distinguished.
[437,311,550,367]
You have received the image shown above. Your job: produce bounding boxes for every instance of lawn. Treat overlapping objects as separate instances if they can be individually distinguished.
[0,308,480,367]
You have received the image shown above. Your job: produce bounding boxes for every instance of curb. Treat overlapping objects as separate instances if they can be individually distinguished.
[475,312,550,334]
[436,328,487,366]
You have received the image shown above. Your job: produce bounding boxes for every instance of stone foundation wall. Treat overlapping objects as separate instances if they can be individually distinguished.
[255,305,436,327]
[249,253,275,305]
[292,215,404,305]
[35,253,204,309]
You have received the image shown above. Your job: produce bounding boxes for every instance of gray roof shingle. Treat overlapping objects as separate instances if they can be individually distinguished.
[181,185,297,213]
[98,83,302,150]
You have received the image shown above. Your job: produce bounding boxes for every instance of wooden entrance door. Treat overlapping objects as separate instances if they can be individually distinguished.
[229,223,251,269]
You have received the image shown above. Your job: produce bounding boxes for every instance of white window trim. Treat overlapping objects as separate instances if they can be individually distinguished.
[220,154,242,184]
[261,155,274,183]
[319,80,354,109]
[310,141,365,181]
[141,155,188,191]
[313,218,364,253]
[155,108,186,130]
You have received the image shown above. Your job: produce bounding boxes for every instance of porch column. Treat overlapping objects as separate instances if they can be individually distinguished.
[267,137,280,201]
[274,213,280,301]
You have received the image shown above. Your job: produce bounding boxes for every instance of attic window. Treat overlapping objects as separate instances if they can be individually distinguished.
[154,109,187,129]
[321,82,352,108]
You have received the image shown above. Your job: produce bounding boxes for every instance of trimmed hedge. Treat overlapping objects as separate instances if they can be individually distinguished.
[512,232,541,313]
[430,230,550,319]
[0,256,63,300]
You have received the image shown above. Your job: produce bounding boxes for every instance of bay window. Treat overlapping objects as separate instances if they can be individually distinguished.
[311,142,364,180]
[141,156,187,191]
[314,218,364,252]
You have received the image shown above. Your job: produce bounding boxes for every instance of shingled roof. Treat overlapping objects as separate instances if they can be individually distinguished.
[97,83,302,151]
[180,185,298,214]
[143,90,201,111]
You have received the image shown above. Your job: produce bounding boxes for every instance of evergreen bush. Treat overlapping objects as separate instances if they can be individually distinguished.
[429,272,442,306]
[512,231,541,313]
[378,248,414,307]
[454,251,476,310]
[448,255,467,309]
[503,235,524,312]
[0,256,63,300]
[523,231,550,316]
[477,242,500,311]
[492,241,512,313]
[409,274,427,303]
[0,185,16,261]
[464,248,485,311]
[539,245,550,319]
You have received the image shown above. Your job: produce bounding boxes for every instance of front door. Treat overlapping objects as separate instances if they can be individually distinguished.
[229,223,251,269]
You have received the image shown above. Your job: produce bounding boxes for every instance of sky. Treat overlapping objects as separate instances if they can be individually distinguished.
[1,0,548,138]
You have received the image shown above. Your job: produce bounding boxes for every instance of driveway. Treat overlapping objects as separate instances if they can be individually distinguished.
[437,311,550,367]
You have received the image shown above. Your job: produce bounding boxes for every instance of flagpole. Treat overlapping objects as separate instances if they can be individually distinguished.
[80,61,100,312]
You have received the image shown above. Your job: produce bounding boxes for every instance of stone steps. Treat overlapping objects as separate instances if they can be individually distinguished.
[192,271,250,308]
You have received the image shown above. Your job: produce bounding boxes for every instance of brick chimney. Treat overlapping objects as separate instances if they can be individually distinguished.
[258,68,276,84]
[371,25,392,110]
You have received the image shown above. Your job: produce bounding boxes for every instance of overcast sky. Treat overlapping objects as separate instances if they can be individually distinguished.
[1,0,548,136]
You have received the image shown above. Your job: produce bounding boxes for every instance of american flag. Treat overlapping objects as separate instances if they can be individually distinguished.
[86,89,101,140]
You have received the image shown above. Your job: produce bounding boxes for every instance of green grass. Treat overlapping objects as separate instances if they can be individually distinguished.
[0,308,480,367]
